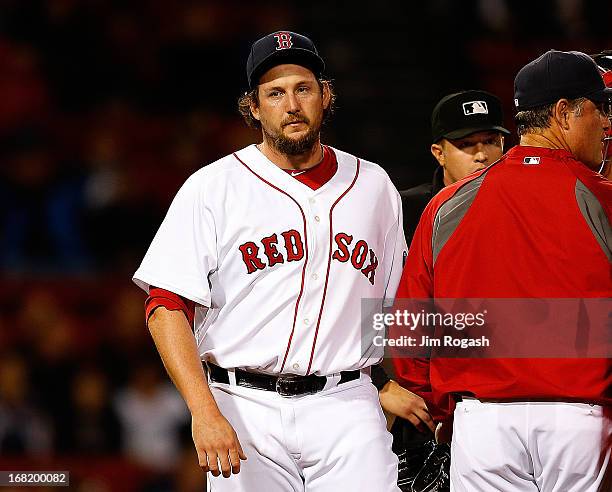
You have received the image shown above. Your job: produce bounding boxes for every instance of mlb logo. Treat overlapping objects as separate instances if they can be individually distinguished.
[523,156,541,165]
[463,101,488,115]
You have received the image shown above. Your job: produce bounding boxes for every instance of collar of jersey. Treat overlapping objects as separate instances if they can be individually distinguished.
[235,144,351,199]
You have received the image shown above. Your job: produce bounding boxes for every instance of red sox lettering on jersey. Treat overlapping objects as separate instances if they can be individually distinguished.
[332,233,378,285]
[239,230,304,273]
[134,144,406,376]
[239,230,378,285]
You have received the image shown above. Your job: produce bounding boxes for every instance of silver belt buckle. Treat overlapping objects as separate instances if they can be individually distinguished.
[275,375,302,397]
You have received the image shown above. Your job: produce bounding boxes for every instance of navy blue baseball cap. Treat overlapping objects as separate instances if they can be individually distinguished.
[514,50,612,111]
[246,31,325,89]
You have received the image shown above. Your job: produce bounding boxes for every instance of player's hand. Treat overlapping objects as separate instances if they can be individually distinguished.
[378,380,436,433]
[192,411,247,478]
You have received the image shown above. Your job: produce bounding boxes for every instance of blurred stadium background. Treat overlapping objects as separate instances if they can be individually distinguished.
[0,1,610,491]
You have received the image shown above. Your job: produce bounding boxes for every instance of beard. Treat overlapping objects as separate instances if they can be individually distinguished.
[262,115,322,156]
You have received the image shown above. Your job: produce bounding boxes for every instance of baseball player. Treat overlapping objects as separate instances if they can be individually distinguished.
[133,31,407,491]
[394,90,509,492]
[393,49,612,491]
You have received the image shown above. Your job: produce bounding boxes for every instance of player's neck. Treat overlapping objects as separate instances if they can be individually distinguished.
[257,139,324,170]
[520,128,569,152]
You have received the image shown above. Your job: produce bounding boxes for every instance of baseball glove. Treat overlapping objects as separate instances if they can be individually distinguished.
[410,442,450,492]
[392,418,450,492]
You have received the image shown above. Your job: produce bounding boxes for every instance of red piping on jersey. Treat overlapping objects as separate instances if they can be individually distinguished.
[233,152,309,373]
[306,158,361,375]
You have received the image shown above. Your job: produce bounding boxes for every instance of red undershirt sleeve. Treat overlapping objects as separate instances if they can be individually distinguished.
[145,286,196,329]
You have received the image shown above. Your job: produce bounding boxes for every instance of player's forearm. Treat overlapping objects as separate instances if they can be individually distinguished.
[148,307,221,419]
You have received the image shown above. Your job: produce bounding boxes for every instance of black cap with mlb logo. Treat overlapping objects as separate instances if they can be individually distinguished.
[514,50,612,111]
[431,90,510,144]
[246,31,325,89]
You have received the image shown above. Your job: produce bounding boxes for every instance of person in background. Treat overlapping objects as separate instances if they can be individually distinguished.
[394,49,611,492]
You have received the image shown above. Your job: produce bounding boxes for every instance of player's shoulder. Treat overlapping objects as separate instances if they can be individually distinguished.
[424,161,496,220]
[166,149,247,205]
[566,159,612,217]
[178,147,254,195]
[434,167,486,201]
[188,150,245,182]
[565,155,612,194]
[329,146,396,185]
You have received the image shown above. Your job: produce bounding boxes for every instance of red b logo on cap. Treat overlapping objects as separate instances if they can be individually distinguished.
[274,32,293,50]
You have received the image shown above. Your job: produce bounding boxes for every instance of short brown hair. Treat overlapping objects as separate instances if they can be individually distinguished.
[237,78,337,129]
[515,97,587,136]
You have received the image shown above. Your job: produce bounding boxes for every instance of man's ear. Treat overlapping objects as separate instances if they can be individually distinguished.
[322,81,331,110]
[431,142,445,167]
[250,91,261,121]
[552,99,571,131]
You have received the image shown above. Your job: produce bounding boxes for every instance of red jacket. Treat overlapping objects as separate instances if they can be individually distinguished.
[393,145,612,420]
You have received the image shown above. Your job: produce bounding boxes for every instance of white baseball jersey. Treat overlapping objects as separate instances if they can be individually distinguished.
[133,144,407,376]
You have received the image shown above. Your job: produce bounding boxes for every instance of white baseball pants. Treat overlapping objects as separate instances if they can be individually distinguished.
[207,373,400,491]
[450,398,611,491]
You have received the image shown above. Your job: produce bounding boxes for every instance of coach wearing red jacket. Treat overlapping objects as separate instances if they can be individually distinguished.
[393,50,611,491]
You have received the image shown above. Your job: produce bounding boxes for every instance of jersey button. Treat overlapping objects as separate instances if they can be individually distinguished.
[292,363,300,370]
[304,318,310,325]
[312,273,318,280]
[314,215,320,222]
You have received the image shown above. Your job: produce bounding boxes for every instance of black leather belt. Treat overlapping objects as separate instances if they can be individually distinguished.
[453,394,477,402]
[205,362,360,397]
